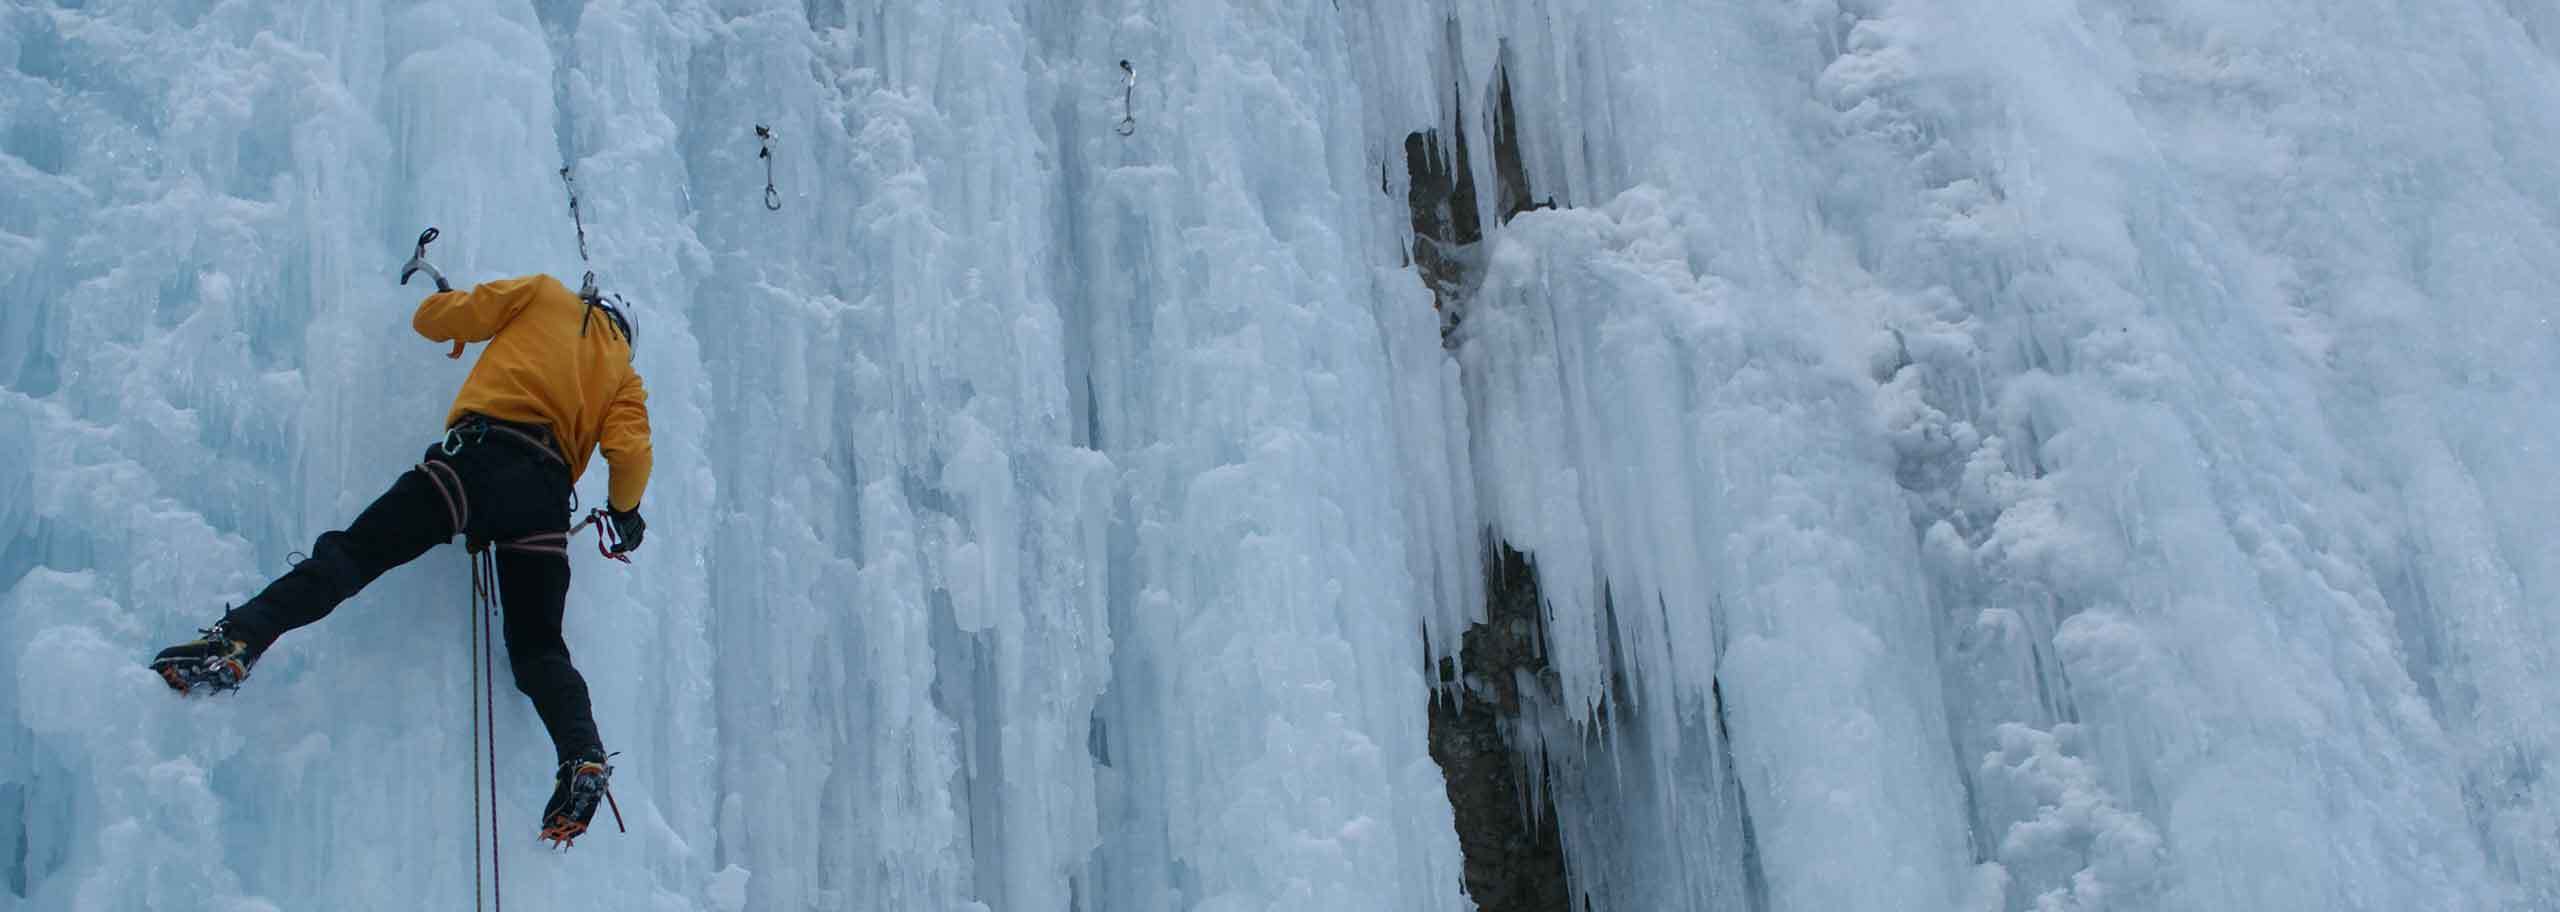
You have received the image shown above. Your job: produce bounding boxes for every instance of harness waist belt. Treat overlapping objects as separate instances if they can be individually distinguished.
[453,413,568,467]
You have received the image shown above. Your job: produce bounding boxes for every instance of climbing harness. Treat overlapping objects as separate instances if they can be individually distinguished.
[497,530,570,561]
[756,125,782,211]
[559,168,591,263]
[1117,60,1138,136]
[469,545,504,911]
[443,413,569,467]
[419,459,470,535]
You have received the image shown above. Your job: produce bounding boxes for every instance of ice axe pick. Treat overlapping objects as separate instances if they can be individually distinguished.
[398,227,467,359]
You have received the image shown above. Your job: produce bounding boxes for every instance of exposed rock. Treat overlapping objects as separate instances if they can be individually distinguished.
[1403,59,1557,334]
[1428,541,1573,912]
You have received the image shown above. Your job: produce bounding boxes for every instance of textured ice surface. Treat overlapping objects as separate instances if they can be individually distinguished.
[4,0,2558,910]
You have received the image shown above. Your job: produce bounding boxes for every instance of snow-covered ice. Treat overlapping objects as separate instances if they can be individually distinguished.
[4,0,2558,910]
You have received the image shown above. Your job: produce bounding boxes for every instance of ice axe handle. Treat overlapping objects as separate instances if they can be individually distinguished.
[400,227,452,294]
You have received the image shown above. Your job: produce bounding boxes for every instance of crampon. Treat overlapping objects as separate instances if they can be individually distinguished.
[149,621,257,695]
[538,757,625,849]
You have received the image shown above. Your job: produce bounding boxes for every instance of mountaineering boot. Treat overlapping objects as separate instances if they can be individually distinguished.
[539,754,619,848]
[149,615,260,695]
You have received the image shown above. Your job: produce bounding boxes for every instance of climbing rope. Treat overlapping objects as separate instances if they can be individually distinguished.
[469,546,504,911]
[756,125,782,211]
[559,167,590,263]
[1117,60,1137,136]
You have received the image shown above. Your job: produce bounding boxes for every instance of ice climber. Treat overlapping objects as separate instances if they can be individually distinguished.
[149,272,650,847]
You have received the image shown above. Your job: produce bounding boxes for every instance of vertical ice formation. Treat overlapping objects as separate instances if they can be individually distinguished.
[0,1,1465,908]
[1414,0,2560,910]
[3,0,2559,911]
[1819,0,2560,906]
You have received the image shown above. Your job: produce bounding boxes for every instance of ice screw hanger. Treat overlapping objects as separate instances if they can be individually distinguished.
[1117,60,1137,136]
[756,125,781,211]
[558,167,590,262]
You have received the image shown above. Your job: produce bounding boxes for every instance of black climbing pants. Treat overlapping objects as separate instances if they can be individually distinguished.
[225,421,603,764]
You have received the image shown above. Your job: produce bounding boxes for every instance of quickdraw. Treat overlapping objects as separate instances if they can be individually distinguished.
[756,125,782,211]
[574,508,634,563]
[1117,60,1138,136]
[559,167,591,263]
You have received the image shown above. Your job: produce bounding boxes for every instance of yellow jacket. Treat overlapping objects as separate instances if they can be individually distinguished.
[413,274,653,511]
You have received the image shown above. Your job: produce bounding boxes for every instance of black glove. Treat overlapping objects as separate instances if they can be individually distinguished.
[605,507,645,555]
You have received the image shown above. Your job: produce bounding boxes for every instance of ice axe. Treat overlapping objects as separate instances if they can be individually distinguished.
[397,227,468,359]
[400,227,450,292]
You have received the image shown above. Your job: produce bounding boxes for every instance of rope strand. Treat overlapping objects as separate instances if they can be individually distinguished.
[470,548,504,911]
[483,549,503,910]
[471,560,484,912]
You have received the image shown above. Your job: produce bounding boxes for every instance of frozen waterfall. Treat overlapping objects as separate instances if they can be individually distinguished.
[4,0,2559,910]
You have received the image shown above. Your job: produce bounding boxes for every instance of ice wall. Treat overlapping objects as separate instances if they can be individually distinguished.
[0,0,1465,909]
[1424,0,2560,910]
[4,0,2559,911]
